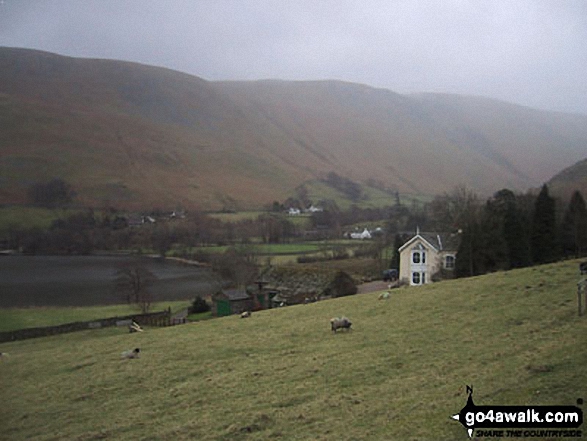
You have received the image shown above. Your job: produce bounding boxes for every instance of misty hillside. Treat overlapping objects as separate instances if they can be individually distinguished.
[548,158,587,202]
[1,47,586,210]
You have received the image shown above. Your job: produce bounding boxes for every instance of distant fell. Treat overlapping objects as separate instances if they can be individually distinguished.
[548,158,587,202]
[1,47,587,210]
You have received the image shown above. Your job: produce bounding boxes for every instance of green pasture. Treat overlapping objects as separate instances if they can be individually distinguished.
[0,206,74,236]
[206,211,265,222]
[2,259,585,440]
[186,311,213,322]
[302,180,433,210]
[0,301,191,333]
[176,241,365,258]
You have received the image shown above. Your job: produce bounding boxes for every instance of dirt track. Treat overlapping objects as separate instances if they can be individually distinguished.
[357,280,390,294]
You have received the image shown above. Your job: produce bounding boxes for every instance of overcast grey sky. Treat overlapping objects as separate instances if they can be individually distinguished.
[1,0,586,114]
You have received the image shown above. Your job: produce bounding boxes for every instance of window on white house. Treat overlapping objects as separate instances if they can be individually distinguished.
[412,271,426,285]
[412,251,427,264]
[445,255,455,269]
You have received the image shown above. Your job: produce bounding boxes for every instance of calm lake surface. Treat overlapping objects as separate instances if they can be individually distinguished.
[0,255,223,307]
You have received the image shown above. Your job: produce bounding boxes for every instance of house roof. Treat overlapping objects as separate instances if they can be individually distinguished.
[217,289,250,301]
[398,232,460,253]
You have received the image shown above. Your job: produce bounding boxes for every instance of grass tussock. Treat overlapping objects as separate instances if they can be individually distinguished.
[1,260,586,440]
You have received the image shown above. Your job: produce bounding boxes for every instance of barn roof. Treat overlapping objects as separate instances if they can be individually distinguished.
[217,289,250,301]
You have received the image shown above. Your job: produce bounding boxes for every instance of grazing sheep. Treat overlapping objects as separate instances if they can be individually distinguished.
[240,311,251,318]
[330,317,352,332]
[121,348,140,359]
[378,291,391,300]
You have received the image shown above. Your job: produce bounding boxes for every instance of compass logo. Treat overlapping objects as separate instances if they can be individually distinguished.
[451,386,583,438]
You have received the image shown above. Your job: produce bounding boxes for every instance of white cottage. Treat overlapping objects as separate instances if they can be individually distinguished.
[398,231,459,286]
[350,228,372,240]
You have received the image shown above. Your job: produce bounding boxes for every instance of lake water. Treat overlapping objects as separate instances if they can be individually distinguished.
[0,255,224,307]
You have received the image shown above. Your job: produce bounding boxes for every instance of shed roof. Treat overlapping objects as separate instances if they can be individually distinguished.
[217,289,250,301]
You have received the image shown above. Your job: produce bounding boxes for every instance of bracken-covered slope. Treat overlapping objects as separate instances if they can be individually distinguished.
[1,47,586,210]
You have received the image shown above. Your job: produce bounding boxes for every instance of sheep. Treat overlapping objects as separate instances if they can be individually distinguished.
[240,311,251,318]
[378,291,391,300]
[121,348,140,359]
[330,317,352,332]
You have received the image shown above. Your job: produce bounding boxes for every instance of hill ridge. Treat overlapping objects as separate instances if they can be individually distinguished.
[2,47,587,209]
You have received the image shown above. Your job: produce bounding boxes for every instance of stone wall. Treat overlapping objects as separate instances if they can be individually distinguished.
[0,309,171,343]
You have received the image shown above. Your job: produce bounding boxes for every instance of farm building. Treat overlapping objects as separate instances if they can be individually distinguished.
[212,289,252,316]
[398,230,459,286]
[212,288,273,316]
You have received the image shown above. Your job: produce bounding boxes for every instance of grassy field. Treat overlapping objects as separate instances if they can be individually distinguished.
[206,211,266,222]
[302,180,434,211]
[2,260,586,440]
[0,206,78,236]
[176,241,366,258]
[0,301,191,332]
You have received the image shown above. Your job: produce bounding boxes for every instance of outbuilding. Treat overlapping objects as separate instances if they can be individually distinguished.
[212,289,252,317]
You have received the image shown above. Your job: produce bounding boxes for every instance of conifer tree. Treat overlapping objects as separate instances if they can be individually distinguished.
[560,190,587,258]
[504,201,532,268]
[531,184,558,264]
[389,233,404,270]
[455,217,482,278]
[478,199,508,272]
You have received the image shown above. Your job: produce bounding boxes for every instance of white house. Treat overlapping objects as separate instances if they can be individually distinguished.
[398,230,459,286]
[305,205,323,213]
[287,208,301,216]
[350,228,372,240]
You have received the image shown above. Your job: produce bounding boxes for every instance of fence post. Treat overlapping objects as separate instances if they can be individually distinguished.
[579,279,586,317]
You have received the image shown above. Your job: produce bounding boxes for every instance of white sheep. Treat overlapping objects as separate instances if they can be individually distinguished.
[330,317,352,332]
[121,348,140,359]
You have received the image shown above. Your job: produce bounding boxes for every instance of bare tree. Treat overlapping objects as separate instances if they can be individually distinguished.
[211,246,259,289]
[429,185,480,231]
[115,265,158,313]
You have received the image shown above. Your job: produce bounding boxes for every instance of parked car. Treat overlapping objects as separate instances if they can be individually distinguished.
[382,269,398,282]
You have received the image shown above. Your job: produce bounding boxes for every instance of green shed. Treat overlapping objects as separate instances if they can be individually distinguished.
[212,289,252,316]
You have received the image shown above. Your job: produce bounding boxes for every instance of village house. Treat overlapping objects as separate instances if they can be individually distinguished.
[349,228,372,240]
[304,205,323,213]
[398,230,459,286]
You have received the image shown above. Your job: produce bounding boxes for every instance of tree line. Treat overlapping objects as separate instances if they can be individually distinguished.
[7,179,587,281]
[449,185,586,277]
